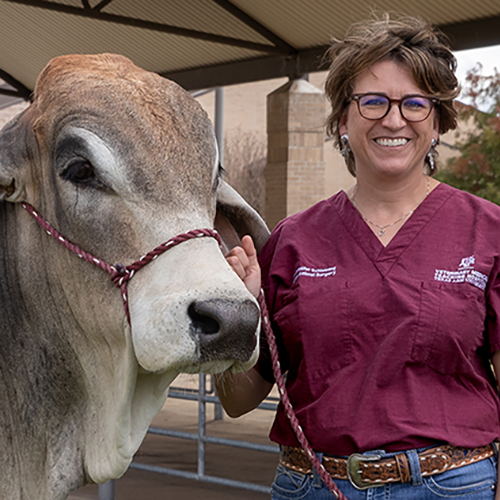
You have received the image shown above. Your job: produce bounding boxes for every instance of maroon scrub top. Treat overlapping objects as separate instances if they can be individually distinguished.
[257,182,500,456]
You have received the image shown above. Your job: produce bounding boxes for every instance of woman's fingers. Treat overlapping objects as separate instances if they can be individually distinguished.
[225,235,261,298]
[226,249,248,280]
[241,235,258,268]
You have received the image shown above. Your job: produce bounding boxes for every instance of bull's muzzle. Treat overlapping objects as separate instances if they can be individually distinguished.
[188,298,259,363]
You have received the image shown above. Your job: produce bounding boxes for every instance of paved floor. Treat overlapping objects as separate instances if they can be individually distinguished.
[68,375,279,499]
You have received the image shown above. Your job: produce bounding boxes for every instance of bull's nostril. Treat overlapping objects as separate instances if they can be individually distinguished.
[188,303,220,335]
[188,299,259,364]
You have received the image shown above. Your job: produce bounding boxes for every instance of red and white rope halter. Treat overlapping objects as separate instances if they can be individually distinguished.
[21,201,348,499]
[21,202,221,324]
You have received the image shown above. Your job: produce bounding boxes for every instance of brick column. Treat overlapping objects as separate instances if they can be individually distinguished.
[265,79,325,229]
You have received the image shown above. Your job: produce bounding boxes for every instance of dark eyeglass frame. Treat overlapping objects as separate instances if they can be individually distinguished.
[349,93,440,122]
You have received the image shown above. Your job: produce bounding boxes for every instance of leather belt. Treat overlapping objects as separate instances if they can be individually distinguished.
[280,444,496,490]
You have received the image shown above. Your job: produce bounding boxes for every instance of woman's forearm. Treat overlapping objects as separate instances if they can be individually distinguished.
[214,366,273,418]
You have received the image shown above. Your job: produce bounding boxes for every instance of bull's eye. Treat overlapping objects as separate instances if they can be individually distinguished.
[61,158,98,185]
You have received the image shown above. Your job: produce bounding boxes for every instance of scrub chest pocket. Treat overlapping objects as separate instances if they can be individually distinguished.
[411,281,487,376]
[273,279,354,375]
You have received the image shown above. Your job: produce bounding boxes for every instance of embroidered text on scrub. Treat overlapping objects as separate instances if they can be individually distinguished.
[434,255,488,291]
[293,266,337,284]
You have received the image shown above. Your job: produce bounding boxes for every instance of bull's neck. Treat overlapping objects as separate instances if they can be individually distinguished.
[0,202,90,498]
[0,202,176,499]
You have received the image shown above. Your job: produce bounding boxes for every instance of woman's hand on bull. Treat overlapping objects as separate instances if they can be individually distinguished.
[225,235,261,299]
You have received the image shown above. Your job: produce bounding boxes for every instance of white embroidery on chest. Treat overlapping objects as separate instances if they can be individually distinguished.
[293,266,337,284]
[434,255,488,291]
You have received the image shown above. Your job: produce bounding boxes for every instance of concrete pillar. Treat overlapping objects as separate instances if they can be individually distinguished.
[265,79,325,229]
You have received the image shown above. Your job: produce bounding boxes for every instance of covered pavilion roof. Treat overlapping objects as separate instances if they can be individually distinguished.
[0,0,499,100]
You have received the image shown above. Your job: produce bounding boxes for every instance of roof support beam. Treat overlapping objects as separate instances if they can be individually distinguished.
[81,1,116,12]
[0,69,31,99]
[93,0,114,11]
[4,0,293,55]
[164,45,330,91]
[0,88,25,98]
[210,0,296,54]
[438,15,500,50]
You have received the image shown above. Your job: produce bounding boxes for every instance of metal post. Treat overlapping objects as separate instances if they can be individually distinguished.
[198,373,206,477]
[215,87,225,167]
[213,86,226,423]
[98,480,114,500]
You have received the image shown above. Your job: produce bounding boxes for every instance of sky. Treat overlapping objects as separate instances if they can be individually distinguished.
[454,44,500,109]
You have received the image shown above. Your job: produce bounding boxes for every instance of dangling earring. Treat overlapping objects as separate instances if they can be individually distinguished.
[427,138,437,173]
[340,134,351,165]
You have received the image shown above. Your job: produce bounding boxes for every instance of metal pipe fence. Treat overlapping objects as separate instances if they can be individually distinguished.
[98,373,279,499]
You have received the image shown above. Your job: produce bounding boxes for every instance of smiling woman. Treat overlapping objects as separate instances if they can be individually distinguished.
[216,14,500,500]
[338,60,439,195]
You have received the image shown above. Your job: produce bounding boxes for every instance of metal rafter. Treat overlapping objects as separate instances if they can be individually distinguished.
[0,88,23,97]
[210,0,296,54]
[162,45,330,91]
[81,0,115,11]
[3,0,293,55]
[93,0,114,11]
[438,14,500,51]
[0,69,31,99]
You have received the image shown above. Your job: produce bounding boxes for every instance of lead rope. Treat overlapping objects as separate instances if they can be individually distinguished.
[257,291,349,500]
[21,202,221,324]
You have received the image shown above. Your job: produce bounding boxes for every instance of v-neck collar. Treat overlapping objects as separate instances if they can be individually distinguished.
[333,183,456,277]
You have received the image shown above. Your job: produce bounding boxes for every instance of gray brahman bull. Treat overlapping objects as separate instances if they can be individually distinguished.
[0,53,269,500]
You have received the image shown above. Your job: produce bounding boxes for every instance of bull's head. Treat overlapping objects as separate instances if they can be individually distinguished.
[0,54,269,498]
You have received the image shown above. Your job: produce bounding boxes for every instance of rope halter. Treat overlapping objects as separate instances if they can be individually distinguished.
[21,202,221,324]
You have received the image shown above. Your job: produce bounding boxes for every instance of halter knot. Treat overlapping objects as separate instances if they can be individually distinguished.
[110,263,132,287]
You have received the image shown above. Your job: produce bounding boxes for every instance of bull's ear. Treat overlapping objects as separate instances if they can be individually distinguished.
[0,110,31,203]
[215,180,270,253]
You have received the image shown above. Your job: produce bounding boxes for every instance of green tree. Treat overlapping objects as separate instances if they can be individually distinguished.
[436,64,500,204]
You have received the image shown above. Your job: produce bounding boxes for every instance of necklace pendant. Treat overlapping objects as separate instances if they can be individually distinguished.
[378,228,386,237]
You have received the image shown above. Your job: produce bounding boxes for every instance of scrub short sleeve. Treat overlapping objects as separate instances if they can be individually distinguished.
[486,264,500,354]
[254,223,290,384]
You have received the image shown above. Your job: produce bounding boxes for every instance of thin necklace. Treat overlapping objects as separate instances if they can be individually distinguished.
[351,177,430,237]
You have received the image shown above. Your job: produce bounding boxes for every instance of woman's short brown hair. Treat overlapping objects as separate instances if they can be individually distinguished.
[324,15,460,176]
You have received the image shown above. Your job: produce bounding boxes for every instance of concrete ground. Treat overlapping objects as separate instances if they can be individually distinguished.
[68,375,279,500]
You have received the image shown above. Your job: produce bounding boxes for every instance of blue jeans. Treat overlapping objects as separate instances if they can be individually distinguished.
[271,447,498,499]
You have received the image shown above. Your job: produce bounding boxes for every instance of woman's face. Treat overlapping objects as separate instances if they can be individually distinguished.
[339,59,439,181]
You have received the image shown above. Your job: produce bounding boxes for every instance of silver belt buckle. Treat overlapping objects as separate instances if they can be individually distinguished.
[346,453,383,490]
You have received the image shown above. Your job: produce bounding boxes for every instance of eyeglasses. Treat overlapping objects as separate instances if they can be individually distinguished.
[349,93,439,122]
